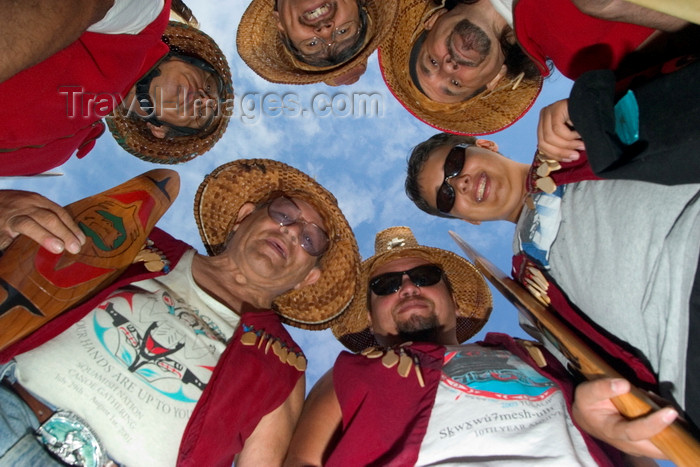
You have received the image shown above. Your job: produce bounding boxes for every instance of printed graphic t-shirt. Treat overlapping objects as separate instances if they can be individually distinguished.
[14,250,240,466]
[416,344,596,466]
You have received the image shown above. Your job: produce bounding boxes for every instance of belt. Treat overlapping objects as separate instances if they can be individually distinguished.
[7,380,53,424]
[4,379,114,466]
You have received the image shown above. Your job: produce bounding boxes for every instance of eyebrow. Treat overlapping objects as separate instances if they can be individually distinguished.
[440,86,459,97]
[419,60,431,77]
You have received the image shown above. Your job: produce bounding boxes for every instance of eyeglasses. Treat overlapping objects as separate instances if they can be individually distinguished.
[436,144,469,214]
[297,20,362,59]
[267,196,330,257]
[369,264,444,296]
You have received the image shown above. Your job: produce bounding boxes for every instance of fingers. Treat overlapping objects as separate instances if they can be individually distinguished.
[537,99,585,162]
[0,190,86,254]
[574,378,677,459]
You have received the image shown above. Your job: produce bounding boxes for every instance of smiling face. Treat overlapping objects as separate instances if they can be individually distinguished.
[368,257,457,346]
[147,57,222,135]
[414,3,508,104]
[227,196,326,294]
[416,142,529,223]
[274,0,362,62]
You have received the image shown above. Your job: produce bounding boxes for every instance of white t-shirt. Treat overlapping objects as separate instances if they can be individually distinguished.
[87,0,165,35]
[416,344,596,466]
[515,179,700,408]
[15,250,240,466]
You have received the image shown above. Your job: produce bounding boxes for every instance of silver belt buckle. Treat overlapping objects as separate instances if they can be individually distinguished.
[36,410,108,467]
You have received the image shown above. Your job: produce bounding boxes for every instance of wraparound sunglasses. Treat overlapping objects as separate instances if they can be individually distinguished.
[369,264,444,296]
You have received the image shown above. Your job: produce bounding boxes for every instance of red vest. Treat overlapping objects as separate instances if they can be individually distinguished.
[0,1,171,175]
[330,335,619,466]
[0,228,304,466]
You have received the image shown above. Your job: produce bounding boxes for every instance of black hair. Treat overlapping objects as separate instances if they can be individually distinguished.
[405,132,477,218]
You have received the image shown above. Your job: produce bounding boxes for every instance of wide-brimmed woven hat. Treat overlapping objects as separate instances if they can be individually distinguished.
[378,0,542,135]
[107,21,233,164]
[194,159,360,329]
[332,226,492,352]
[237,0,398,85]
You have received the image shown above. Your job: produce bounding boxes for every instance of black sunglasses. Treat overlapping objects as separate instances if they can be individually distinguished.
[267,196,330,257]
[369,264,444,296]
[436,144,469,214]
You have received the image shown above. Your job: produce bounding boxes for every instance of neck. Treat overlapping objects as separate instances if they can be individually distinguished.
[376,329,459,347]
[191,253,278,313]
[454,1,511,41]
[506,162,532,224]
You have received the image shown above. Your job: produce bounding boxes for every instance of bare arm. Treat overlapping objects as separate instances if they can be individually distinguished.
[0,190,85,254]
[572,378,679,459]
[236,376,305,466]
[284,370,343,467]
[1,0,115,83]
[571,0,689,32]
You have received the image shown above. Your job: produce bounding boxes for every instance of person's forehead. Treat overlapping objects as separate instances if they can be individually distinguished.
[371,256,431,277]
[417,144,452,207]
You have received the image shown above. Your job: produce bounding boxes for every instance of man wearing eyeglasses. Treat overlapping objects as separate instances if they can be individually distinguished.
[0,159,360,466]
[405,132,700,434]
[284,226,676,465]
[274,0,368,68]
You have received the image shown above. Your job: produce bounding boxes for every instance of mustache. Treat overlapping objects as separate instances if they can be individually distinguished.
[447,19,492,66]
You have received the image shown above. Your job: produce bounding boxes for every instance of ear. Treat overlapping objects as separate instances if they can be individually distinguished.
[294,266,321,290]
[273,11,285,33]
[231,202,257,232]
[465,219,481,226]
[485,64,508,92]
[475,139,499,153]
[146,123,168,139]
[423,7,447,30]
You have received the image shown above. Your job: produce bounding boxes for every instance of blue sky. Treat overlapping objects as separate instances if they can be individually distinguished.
[0,0,584,387]
[4,3,683,464]
[1,0,577,389]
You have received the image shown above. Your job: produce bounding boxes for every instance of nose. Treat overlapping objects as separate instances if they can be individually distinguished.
[441,54,459,72]
[449,174,470,194]
[398,275,421,297]
[280,222,303,244]
[314,20,334,36]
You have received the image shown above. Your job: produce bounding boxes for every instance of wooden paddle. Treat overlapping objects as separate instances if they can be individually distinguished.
[0,169,180,352]
[449,230,700,465]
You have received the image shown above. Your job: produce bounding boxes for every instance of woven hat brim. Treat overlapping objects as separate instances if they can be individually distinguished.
[237,0,398,84]
[193,159,360,329]
[107,21,233,164]
[331,244,493,352]
[378,0,542,136]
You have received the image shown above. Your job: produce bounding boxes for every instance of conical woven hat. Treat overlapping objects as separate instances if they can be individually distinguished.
[107,21,233,164]
[378,0,542,136]
[194,159,360,329]
[237,0,398,85]
[332,226,492,352]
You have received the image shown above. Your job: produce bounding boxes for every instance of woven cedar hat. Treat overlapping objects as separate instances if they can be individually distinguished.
[378,0,542,136]
[332,226,492,352]
[237,0,398,85]
[194,159,360,329]
[107,21,233,164]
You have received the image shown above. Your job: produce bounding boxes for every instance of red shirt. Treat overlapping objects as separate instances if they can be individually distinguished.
[0,1,171,175]
[513,0,655,79]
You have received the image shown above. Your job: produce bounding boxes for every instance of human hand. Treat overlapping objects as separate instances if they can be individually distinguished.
[0,190,85,254]
[573,378,678,459]
[537,99,585,163]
